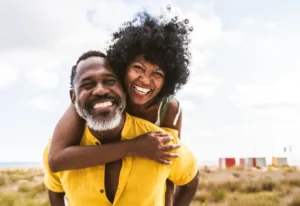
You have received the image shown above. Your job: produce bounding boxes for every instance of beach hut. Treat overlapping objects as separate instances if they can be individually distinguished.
[219,158,236,169]
[239,157,266,167]
[272,157,288,167]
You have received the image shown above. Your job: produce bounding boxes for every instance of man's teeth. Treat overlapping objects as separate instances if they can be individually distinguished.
[93,101,112,109]
[134,86,150,94]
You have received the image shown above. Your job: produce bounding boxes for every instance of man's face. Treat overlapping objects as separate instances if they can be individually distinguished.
[71,56,126,132]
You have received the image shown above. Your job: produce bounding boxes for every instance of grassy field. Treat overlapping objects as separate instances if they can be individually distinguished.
[1,166,300,206]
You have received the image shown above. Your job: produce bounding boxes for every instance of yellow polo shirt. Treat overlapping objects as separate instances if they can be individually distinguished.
[43,113,198,206]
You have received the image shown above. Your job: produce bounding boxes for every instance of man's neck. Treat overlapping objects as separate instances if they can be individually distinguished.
[89,113,126,144]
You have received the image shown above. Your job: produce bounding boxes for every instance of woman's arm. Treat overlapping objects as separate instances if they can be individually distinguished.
[48,104,180,172]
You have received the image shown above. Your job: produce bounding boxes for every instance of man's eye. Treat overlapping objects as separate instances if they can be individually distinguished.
[81,83,94,88]
[106,79,116,85]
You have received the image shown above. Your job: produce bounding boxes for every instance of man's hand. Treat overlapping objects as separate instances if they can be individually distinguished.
[130,131,180,164]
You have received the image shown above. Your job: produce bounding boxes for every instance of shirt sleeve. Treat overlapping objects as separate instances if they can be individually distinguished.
[162,128,198,186]
[43,140,64,193]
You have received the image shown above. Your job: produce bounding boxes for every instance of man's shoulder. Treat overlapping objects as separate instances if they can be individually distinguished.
[125,113,163,132]
[123,113,179,141]
[43,139,52,156]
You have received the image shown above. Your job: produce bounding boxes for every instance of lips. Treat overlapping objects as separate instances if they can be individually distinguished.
[93,101,113,109]
[132,85,151,97]
[88,97,117,114]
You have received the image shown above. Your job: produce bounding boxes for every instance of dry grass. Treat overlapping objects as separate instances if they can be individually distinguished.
[0,166,300,206]
[0,192,50,206]
[194,190,211,203]
[0,169,48,206]
[196,166,300,205]
[289,194,300,206]
[228,192,280,206]
[284,166,297,173]
[0,175,7,187]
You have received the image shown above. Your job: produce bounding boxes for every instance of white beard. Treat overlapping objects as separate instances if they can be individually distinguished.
[74,101,123,132]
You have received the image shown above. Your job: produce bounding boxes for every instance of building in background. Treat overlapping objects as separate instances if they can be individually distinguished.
[272,157,288,167]
[239,157,267,167]
[219,158,236,168]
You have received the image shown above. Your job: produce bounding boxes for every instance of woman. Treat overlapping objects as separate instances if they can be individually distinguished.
[49,10,195,206]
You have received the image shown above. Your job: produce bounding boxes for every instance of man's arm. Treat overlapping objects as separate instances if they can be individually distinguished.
[164,130,199,206]
[48,190,65,206]
[173,171,199,206]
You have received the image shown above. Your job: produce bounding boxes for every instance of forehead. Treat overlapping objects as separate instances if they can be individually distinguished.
[132,55,163,71]
[75,57,116,82]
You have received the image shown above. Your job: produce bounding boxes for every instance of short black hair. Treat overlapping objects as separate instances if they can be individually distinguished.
[107,10,192,98]
[70,50,106,88]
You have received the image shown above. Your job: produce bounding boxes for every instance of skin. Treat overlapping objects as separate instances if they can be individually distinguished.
[74,57,126,203]
[48,191,65,206]
[125,55,165,107]
[49,55,198,206]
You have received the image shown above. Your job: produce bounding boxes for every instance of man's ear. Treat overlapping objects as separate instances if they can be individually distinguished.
[70,89,76,104]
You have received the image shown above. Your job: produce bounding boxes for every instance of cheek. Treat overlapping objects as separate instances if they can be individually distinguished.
[77,91,89,105]
[125,69,138,86]
[154,79,165,93]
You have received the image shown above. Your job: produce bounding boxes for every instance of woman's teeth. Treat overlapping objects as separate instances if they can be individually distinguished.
[133,85,150,94]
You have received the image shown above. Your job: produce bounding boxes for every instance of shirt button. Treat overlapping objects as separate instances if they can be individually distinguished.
[100,189,105,193]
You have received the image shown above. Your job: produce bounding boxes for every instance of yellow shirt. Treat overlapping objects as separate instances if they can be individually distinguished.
[43,113,198,206]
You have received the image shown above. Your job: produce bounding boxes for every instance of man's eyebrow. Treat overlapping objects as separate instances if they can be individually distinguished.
[79,76,93,83]
[103,73,117,78]
[79,73,116,82]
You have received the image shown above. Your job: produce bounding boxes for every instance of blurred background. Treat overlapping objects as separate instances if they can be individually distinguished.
[0,0,299,167]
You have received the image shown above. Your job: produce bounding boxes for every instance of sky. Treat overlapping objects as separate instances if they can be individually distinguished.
[0,0,299,164]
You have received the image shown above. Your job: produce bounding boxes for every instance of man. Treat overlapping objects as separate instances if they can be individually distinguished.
[43,51,198,206]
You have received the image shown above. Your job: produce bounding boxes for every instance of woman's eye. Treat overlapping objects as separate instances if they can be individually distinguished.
[153,72,164,78]
[133,65,144,71]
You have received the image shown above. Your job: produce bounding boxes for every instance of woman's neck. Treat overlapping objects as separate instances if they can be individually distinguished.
[127,97,158,112]
[126,98,162,122]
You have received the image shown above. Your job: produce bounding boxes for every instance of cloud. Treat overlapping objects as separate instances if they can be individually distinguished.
[265,21,276,30]
[231,73,300,110]
[222,30,245,44]
[181,72,221,97]
[245,17,256,26]
[26,94,59,112]
[180,100,196,111]
[0,63,19,87]
[189,14,223,47]
[25,69,59,89]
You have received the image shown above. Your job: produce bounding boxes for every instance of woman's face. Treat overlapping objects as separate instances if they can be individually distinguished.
[124,55,165,105]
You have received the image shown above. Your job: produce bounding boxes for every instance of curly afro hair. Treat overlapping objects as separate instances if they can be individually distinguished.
[107,10,192,98]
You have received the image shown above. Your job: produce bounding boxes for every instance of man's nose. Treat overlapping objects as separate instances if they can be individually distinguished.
[92,83,108,96]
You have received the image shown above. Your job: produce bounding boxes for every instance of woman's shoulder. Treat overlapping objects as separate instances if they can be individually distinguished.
[160,97,182,130]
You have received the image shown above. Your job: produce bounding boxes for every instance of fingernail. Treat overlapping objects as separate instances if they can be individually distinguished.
[169,136,174,140]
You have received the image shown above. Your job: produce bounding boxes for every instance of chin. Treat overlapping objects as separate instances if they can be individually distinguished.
[131,98,148,106]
